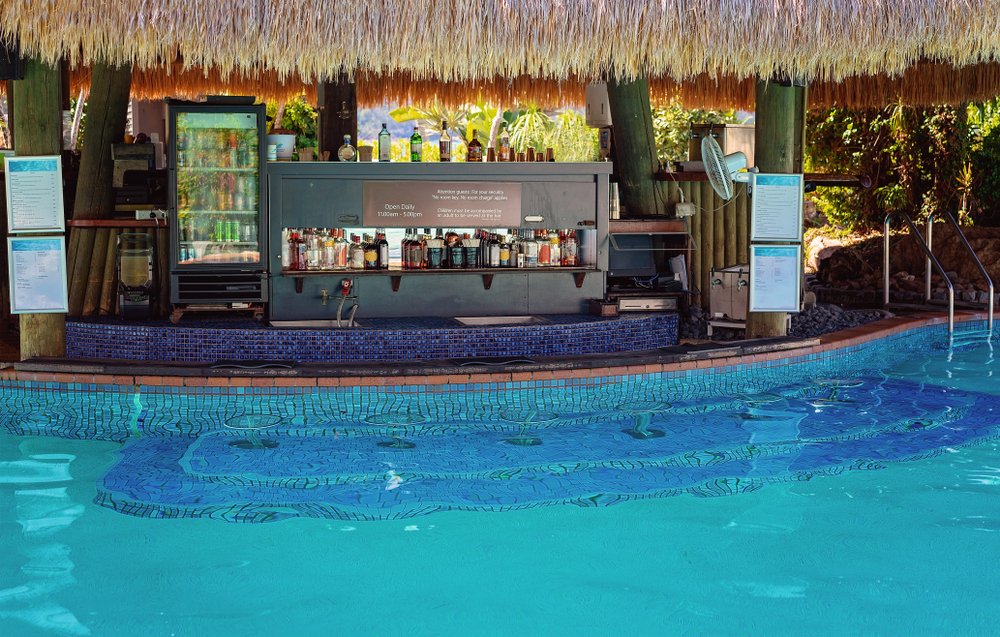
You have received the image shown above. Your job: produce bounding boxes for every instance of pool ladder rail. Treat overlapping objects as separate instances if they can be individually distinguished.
[883,210,994,342]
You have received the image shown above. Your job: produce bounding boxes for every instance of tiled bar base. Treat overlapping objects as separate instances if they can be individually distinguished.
[64,314,679,364]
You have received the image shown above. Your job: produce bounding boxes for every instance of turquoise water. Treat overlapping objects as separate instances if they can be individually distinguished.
[2,325,1000,635]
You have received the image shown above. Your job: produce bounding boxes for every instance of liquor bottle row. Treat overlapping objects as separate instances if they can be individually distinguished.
[177,172,259,211]
[336,120,555,163]
[282,228,388,271]
[281,227,589,272]
[176,128,259,169]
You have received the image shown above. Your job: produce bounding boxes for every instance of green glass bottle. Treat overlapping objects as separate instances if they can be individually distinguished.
[378,123,391,162]
[409,127,423,162]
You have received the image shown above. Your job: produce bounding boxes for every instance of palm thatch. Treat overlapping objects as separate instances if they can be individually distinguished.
[63,61,1000,111]
[6,0,1000,86]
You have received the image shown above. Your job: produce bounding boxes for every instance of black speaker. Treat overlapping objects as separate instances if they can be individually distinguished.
[0,41,24,80]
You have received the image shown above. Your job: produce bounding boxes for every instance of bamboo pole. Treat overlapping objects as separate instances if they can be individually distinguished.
[736,184,748,264]
[69,62,131,316]
[724,192,737,266]
[13,59,65,360]
[606,76,667,217]
[700,180,714,310]
[688,182,701,306]
[98,228,119,314]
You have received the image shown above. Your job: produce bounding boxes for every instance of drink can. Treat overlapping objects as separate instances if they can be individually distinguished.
[228,221,239,242]
[215,220,225,242]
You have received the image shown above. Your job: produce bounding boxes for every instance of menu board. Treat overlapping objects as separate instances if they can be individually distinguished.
[8,236,69,314]
[751,173,803,242]
[749,244,801,313]
[363,181,522,228]
[5,156,65,232]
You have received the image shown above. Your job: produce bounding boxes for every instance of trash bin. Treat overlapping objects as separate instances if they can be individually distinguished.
[118,232,155,319]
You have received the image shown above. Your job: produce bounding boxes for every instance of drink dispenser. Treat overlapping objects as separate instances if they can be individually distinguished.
[117,232,156,319]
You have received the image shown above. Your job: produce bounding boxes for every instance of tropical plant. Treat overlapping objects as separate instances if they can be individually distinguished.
[266,96,317,150]
[652,97,741,163]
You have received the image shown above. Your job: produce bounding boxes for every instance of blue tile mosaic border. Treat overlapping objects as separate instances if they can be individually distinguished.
[64,314,679,363]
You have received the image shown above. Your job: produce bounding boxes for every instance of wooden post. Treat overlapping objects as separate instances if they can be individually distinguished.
[68,62,131,316]
[606,76,668,217]
[746,79,807,338]
[318,73,357,159]
[12,59,65,359]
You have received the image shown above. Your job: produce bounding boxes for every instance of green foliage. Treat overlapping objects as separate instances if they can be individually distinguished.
[266,96,317,150]
[652,97,741,162]
[806,104,976,231]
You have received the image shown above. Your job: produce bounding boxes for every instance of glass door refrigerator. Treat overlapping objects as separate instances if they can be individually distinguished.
[168,101,268,319]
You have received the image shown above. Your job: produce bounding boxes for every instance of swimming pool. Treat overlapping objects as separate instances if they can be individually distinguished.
[2,322,999,635]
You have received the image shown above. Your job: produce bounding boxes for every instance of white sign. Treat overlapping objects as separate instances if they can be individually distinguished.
[5,155,65,233]
[8,236,69,314]
[751,173,803,242]
[749,244,801,313]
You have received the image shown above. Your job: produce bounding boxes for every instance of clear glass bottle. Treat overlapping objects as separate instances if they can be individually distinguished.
[334,228,349,270]
[281,228,291,269]
[548,229,562,266]
[561,230,578,266]
[378,123,391,162]
[338,135,356,161]
[377,230,389,269]
[537,229,551,266]
[409,127,422,162]
[498,234,511,267]
[523,230,539,267]
[439,121,451,162]
[498,125,511,162]
[488,233,501,267]
[321,229,335,270]
[467,129,484,162]
[349,234,365,269]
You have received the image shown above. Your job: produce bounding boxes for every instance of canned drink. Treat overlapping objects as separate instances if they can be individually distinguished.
[228,220,239,242]
[215,220,225,242]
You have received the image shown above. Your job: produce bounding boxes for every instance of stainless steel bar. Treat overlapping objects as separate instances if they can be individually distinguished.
[925,215,934,302]
[883,214,892,308]
[942,210,994,335]
[900,212,954,334]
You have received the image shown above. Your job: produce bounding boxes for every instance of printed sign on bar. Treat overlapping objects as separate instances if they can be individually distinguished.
[8,236,69,314]
[5,155,65,233]
[751,173,803,242]
[749,244,801,313]
[363,181,522,228]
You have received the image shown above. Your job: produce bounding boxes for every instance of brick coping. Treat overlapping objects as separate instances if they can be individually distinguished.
[0,311,989,389]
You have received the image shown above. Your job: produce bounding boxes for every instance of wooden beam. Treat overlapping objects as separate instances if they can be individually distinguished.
[12,59,65,359]
[606,76,668,217]
[746,79,807,338]
[318,73,357,159]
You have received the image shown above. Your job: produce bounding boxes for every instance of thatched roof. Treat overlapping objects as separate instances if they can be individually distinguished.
[67,61,1000,111]
[9,1,1000,87]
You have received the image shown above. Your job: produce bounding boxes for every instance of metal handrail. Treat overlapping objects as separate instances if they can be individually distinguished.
[884,212,954,334]
[924,211,994,334]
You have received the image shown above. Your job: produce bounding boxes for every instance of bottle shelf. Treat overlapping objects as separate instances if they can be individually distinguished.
[180,241,259,245]
[177,210,260,215]
[283,266,598,293]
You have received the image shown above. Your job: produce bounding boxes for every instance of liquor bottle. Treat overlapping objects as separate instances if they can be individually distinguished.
[523,230,539,267]
[467,130,484,162]
[364,234,379,269]
[463,234,479,269]
[349,235,365,270]
[338,135,356,161]
[498,235,511,267]
[281,228,291,269]
[409,127,422,162]
[561,230,578,266]
[321,229,335,270]
[549,229,562,265]
[498,125,511,161]
[510,232,521,268]
[303,228,319,270]
[449,235,465,268]
[420,228,431,268]
[439,121,451,162]
[334,229,349,269]
[401,230,412,269]
[378,124,391,162]
[537,229,551,266]
[487,233,501,268]
[377,230,389,269]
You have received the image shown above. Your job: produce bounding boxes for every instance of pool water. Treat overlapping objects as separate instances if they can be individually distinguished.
[2,324,1000,635]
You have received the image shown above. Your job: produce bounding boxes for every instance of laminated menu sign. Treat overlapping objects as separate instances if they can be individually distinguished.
[363,181,522,228]
[749,244,801,313]
[8,236,69,314]
[750,173,803,242]
[4,155,65,232]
